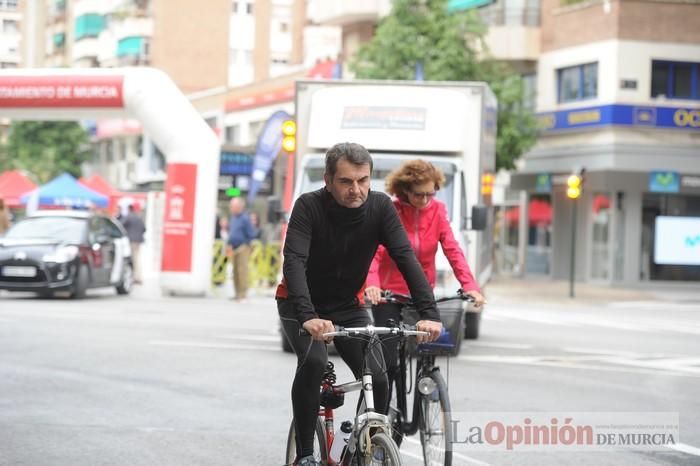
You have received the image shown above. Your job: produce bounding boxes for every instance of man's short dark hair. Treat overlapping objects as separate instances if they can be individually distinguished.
[325,142,373,179]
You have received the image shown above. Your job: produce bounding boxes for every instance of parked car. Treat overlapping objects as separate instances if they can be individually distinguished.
[0,210,133,298]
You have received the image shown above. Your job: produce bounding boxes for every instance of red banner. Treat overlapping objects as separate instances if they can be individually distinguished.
[161,163,197,272]
[0,75,124,108]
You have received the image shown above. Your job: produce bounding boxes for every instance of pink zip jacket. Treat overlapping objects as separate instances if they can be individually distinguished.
[367,198,480,295]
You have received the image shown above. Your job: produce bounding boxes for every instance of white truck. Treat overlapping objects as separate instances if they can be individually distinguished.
[288,79,497,340]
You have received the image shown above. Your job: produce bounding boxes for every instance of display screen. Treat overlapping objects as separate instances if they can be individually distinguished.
[654,216,700,266]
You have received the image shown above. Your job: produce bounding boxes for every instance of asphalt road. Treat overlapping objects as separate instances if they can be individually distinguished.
[0,281,698,465]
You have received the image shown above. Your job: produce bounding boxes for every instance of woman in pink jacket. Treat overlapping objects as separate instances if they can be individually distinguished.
[365,160,485,395]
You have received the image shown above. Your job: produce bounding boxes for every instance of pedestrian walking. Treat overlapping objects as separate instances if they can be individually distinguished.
[227,197,258,300]
[121,204,146,284]
[0,198,11,235]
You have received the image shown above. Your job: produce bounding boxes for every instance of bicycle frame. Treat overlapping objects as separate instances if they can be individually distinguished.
[308,325,424,466]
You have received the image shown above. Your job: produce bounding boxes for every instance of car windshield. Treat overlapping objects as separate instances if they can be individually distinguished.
[4,217,86,243]
[299,154,457,218]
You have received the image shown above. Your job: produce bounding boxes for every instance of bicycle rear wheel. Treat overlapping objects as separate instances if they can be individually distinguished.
[418,370,452,466]
[358,431,401,466]
[285,416,329,465]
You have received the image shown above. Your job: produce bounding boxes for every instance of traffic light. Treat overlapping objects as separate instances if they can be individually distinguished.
[481,172,494,196]
[566,173,582,199]
[281,119,296,153]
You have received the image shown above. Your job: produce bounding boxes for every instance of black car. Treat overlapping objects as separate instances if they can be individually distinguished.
[0,210,134,298]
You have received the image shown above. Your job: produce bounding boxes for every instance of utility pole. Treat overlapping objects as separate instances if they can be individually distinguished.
[566,171,584,298]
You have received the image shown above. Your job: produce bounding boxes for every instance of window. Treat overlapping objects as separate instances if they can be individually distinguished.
[53,32,66,49]
[246,2,253,14]
[1,62,18,69]
[2,19,17,33]
[0,0,19,11]
[225,125,240,144]
[75,13,105,40]
[651,60,700,100]
[279,21,289,33]
[557,62,598,103]
[117,37,144,57]
[232,1,238,13]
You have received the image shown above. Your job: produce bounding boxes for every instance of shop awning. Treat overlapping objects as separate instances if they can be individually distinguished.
[505,199,552,226]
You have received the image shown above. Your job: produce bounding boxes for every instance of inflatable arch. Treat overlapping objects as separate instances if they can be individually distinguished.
[0,68,219,296]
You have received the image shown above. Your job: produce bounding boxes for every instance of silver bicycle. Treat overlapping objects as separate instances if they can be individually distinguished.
[285,324,429,466]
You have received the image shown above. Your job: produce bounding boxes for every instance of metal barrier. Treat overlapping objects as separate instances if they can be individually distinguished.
[212,239,228,286]
[211,239,281,289]
[248,240,281,288]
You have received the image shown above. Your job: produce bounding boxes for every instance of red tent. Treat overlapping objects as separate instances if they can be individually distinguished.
[78,174,147,215]
[0,170,37,208]
[505,199,553,226]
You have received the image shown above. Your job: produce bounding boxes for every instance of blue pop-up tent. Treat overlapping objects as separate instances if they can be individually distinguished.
[21,173,109,209]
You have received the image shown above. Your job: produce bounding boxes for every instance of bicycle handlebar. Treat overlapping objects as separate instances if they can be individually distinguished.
[382,289,476,306]
[299,324,429,338]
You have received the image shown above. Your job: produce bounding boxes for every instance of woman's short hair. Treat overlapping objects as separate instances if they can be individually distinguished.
[385,159,445,202]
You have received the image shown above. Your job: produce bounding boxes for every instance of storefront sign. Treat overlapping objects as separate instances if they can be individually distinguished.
[161,163,197,272]
[649,171,680,193]
[538,105,700,132]
[654,216,700,266]
[681,176,700,189]
[0,75,124,108]
[535,173,552,193]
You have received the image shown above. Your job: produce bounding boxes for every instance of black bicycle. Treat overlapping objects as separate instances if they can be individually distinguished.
[381,291,475,466]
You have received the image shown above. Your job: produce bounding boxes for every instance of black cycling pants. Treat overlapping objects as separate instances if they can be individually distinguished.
[279,300,388,459]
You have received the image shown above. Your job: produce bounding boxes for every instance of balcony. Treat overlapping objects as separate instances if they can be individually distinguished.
[109,15,153,43]
[71,36,101,64]
[308,0,392,26]
[480,7,541,63]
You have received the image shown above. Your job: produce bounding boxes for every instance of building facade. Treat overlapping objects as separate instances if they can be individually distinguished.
[510,0,700,285]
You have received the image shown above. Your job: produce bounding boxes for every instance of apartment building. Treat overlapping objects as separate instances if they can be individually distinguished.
[510,0,700,285]
[19,0,229,190]
[0,0,21,140]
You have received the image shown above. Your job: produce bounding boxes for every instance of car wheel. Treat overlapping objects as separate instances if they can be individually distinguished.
[116,262,133,295]
[70,265,89,299]
[464,312,480,340]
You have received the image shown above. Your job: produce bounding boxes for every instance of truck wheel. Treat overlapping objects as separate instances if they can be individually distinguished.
[464,312,480,340]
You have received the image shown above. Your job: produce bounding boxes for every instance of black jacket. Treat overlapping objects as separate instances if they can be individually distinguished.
[278,188,438,325]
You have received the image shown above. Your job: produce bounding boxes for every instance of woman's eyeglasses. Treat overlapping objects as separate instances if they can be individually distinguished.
[410,190,437,199]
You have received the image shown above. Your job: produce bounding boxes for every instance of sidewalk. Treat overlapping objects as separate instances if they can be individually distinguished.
[485,276,700,306]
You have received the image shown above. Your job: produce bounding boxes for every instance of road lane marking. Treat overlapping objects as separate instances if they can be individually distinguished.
[218,334,280,342]
[457,354,700,378]
[667,442,700,457]
[402,437,491,465]
[149,340,281,352]
[489,308,700,335]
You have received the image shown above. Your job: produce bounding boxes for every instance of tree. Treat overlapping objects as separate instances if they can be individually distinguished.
[3,121,91,183]
[350,0,537,171]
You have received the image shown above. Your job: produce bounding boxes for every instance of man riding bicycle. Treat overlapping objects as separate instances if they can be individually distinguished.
[277,142,443,466]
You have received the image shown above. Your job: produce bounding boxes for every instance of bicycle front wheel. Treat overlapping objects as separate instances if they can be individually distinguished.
[359,431,402,466]
[418,370,452,466]
[285,417,328,465]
